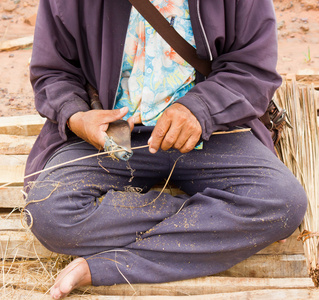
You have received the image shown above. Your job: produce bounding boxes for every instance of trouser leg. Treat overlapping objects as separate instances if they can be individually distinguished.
[26,131,307,286]
[26,133,187,254]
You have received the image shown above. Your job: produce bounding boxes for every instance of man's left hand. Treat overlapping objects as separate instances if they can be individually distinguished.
[148,103,202,154]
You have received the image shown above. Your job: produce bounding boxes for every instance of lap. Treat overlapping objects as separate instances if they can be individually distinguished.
[25,130,308,285]
[28,130,301,205]
[25,130,307,256]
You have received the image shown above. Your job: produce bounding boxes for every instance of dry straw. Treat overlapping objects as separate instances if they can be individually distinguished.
[274,78,319,286]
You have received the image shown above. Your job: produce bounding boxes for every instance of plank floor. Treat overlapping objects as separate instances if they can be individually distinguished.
[1,111,318,298]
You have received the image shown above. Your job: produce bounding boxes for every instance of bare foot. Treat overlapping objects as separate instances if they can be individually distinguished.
[50,257,92,299]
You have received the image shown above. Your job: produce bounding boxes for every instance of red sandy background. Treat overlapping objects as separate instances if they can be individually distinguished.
[0,0,318,117]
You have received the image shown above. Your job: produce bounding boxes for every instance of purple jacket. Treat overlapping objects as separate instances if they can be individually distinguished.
[25,0,282,181]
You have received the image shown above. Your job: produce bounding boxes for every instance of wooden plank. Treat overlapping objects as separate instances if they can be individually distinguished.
[0,135,36,155]
[0,212,304,262]
[217,254,307,278]
[257,230,303,255]
[0,155,27,185]
[0,231,52,259]
[0,212,24,231]
[204,290,319,300]
[84,277,315,297]
[1,276,315,298]
[0,217,308,275]
[2,289,319,300]
[0,115,45,136]
[0,185,306,256]
[1,211,302,254]
[0,186,25,208]
[295,74,319,83]
[0,35,34,51]
[0,229,308,276]
[0,216,304,258]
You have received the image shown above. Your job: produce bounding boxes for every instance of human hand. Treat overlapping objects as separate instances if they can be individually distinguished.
[68,107,134,150]
[148,103,202,154]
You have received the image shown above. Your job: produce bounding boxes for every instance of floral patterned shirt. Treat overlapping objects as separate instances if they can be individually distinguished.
[114,0,196,125]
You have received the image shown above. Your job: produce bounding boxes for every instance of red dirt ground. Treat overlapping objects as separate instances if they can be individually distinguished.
[0,0,318,117]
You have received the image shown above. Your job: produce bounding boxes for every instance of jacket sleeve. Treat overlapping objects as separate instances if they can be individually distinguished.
[30,0,90,141]
[177,0,282,140]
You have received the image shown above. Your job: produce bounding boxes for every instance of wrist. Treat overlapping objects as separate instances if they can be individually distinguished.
[67,111,85,132]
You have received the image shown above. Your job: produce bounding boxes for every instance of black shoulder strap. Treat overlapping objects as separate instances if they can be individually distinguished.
[128,0,211,77]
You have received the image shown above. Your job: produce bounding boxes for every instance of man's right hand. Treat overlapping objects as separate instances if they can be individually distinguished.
[68,107,132,150]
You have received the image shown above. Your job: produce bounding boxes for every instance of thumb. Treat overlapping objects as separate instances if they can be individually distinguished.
[108,107,129,122]
[95,107,129,148]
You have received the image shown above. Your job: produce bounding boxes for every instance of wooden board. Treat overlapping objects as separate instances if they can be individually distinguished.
[0,212,24,231]
[0,35,34,51]
[0,187,25,208]
[0,115,45,136]
[217,254,307,278]
[0,211,308,276]
[0,233,308,278]
[0,231,52,259]
[0,155,28,185]
[257,230,303,255]
[295,74,319,83]
[0,210,301,255]
[0,278,316,299]
[82,277,315,297]
[0,135,37,155]
[0,225,306,262]
[2,289,319,300]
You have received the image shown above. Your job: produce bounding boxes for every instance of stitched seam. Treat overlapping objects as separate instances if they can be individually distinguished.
[196,0,213,61]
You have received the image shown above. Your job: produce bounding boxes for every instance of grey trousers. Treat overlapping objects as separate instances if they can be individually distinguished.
[26,130,307,286]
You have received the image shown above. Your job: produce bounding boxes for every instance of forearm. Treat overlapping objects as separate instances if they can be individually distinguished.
[177,0,282,140]
[30,0,90,140]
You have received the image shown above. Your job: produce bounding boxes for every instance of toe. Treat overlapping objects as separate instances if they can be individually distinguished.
[50,286,63,299]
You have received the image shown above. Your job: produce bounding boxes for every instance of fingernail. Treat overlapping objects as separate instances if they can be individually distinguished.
[149,147,157,154]
[120,107,127,114]
[148,136,152,144]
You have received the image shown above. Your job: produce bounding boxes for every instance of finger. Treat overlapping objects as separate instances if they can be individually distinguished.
[86,108,129,150]
[178,134,201,153]
[95,108,130,147]
[126,116,135,132]
[170,121,192,150]
[99,107,129,124]
[174,121,202,152]
[160,121,183,151]
[94,128,108,150]
[149,117,171,153]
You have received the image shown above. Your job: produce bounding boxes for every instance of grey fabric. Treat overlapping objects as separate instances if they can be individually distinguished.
[26,130,307,286]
